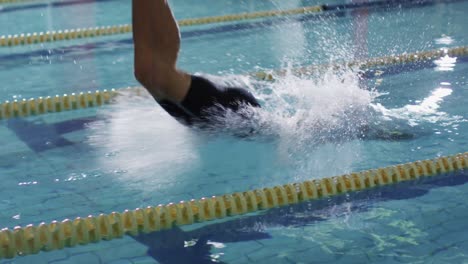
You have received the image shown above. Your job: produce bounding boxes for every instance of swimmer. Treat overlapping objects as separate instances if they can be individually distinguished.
[132,0,261,127]
[132,1,414,141]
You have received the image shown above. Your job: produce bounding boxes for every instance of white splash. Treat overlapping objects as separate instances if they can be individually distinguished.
[434,55,457,72]
[87,89,201,189]
[435,35,454,45]
[371,87,456,126]
[87,67,380,187]
[243,68,379,179]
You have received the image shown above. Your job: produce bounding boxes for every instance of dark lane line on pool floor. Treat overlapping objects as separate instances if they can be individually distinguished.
[0,0,119,14]
[1,0,466,65]
[5,116,100,152]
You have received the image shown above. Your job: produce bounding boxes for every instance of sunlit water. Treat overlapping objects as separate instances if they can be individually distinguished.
[1,0,467,262]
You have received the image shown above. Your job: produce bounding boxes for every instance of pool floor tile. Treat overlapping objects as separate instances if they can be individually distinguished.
[0,249,67,264]
[0,126,31,155]
[219,241,264,263]
[97,240,149,263]
[129,256,159,264]
[49,253,101,264]
[106,260,133,264]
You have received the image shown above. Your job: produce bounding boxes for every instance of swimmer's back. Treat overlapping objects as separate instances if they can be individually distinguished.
[157,75,260,126]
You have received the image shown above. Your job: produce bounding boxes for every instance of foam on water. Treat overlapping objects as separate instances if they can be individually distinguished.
[371,86,463,127]
[87,91,202,190]
[87,66,383,189]
[87,62,463,191]
[248,68,379,178]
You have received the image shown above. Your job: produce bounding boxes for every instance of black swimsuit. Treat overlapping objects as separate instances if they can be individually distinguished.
[157,75,260,126]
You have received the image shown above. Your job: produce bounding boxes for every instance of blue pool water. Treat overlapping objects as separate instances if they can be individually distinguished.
[0,0,467,263]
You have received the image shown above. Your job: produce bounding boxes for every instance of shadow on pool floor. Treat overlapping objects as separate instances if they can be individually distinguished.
[132,171,468,264]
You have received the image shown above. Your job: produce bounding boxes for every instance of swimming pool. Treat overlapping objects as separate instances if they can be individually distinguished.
[0,0,467,263]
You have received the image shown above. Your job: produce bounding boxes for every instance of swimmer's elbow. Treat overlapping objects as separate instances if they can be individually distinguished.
[134,61,168,88]
[134,61,190,101]
[134,65,150,88]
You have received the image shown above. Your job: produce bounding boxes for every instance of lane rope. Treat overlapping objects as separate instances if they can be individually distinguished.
[1,46,467,121]
[255,46,468,80]
[0,5,323,47]
[0,88,122,120]
[2,0,459,47]
[0,152,466,259]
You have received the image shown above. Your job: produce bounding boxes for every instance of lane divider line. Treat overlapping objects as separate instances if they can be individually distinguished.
[2,0,461,47]
[255,46,468,80]
[1,46,466,121]
[0,5,323,47]
[0,87,146,120]
[0,152,466,259]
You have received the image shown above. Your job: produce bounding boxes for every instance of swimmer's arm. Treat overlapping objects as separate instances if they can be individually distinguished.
[132,0,191,102]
